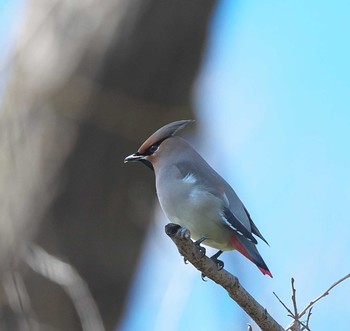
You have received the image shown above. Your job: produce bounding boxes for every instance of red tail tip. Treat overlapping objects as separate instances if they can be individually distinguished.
[259,267,273,278]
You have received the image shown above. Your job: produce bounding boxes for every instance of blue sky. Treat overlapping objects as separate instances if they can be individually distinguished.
[122,1,350,330]
[196,0,350,329]
[0,1,21,61]
[0,0,24,96]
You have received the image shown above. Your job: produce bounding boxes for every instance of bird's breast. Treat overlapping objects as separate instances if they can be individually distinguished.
[155,170,233,249]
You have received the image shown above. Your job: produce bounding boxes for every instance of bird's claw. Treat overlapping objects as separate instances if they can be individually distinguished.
[210,250,224,271]
[183,256,188,264]
[213,258,224,271]
[197,245,206,257]
[178,227,191,239]
[194,236,207,257]
[201,255,224,281]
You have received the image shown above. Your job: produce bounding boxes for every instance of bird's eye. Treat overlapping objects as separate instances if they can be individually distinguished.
[149,145,159,153]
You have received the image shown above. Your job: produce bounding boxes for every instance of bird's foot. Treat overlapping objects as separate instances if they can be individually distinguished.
[177,226,191,239]
[197,246,206,257]
[212,258,224,271]
[210,250,224,270]
[194,236,207,257]
[200,250,224,281]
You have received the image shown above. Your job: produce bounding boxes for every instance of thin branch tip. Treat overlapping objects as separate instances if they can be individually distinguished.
[285,273,350,331]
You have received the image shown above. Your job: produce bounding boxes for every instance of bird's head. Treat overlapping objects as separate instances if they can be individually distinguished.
[124,120,194,170]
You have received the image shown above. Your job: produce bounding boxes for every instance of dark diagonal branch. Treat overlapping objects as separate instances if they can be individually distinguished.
[165,223,284,331]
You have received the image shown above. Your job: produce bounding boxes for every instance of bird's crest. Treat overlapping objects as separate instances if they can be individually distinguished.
[138,120,194,154]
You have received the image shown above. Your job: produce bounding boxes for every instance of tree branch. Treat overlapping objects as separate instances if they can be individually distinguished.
[298,273,350,319]
[291,278,298,319]
[282,274,350,331]
[25,244,105,331]
[165,223,284,331]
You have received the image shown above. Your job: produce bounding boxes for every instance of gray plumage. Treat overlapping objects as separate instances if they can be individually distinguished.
[124,120,272,277]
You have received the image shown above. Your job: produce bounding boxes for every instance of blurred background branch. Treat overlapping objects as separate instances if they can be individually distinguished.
[0,0,216,329]
[26,245,105,331]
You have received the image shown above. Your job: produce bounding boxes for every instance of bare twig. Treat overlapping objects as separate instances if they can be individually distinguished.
[286,273,350,331]
[165,223,284,331]
[2,272,37,330]
[273,292,309,331]
[289,278,309,331]
[25,244,105,331]
[291,278,298,318]
[301,307,313,331]
[298,273,350,319]
[286,317,309,331]
[273,292,294,318]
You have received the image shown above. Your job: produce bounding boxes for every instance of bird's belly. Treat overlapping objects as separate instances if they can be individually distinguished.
[159,186,233,250]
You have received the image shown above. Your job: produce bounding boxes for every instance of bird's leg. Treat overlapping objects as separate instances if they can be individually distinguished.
[210,250,224,270]
[194,236,207,256]
[194,236,209,281]
[184,236,207,264]
[201,250,224,281]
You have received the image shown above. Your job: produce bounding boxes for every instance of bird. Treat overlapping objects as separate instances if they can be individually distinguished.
[124,120,272,277]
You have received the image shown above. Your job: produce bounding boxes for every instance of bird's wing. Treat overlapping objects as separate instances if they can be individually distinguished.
[176,160,257,242]
[222,207,257,244]
[176,157,269,246]
[243,206,269,246]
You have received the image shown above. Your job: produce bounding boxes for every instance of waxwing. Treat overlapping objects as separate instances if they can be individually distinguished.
[124,120,272,277]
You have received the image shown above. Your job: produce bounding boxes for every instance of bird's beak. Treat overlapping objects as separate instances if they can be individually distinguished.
[124,153,145,163]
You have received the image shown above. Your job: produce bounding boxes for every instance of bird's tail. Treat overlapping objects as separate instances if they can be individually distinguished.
[231,235,272,278]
